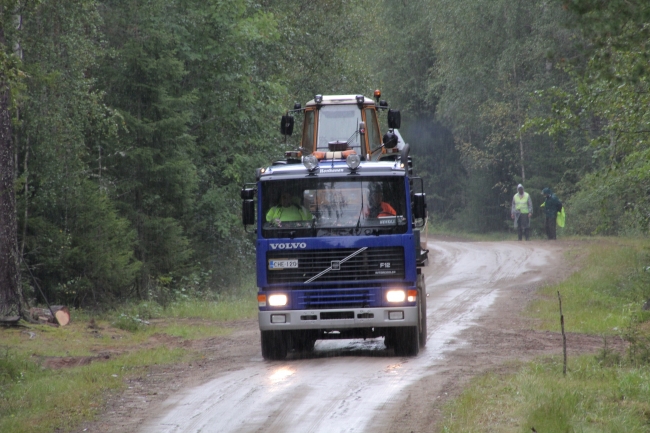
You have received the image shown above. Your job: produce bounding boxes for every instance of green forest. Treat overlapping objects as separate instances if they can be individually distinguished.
[1,0,649,311]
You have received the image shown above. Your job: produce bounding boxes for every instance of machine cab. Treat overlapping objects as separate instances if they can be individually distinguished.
[281,92,401,162]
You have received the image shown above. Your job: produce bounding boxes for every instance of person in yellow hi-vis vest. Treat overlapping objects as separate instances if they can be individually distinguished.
[511,184,532,241]
[266,191,312,225]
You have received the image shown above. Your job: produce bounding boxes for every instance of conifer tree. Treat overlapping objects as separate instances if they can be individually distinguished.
[0,26,23,318]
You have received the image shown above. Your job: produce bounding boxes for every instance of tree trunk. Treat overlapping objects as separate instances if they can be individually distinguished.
[514,64,525,183]
[0,29,23,319]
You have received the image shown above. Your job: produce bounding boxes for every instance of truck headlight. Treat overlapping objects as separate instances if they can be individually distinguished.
[386,290,406,303]
[268,294,288,307]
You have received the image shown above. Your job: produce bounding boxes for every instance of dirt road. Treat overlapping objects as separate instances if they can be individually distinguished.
[86,240,607,433]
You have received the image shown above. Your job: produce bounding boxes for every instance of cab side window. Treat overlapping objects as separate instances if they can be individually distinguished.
[302,110,315,153]
[364,108,381,151]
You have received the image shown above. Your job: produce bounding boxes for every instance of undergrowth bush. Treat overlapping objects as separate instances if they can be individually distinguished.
[0,349,36,387]
[111,314,149,332]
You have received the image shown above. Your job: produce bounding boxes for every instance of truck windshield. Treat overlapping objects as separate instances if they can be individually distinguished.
[261,177,407,238]
[317,105,362,152]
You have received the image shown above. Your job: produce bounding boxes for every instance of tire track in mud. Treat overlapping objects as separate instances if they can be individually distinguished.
[421,242,553,360]
[424,242,511,338]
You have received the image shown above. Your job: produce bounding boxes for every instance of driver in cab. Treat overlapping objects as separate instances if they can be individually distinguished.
[266,191,312,224]
[366,188,396,218]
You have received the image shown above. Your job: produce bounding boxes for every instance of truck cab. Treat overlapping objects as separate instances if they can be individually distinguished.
[242,93,428,360]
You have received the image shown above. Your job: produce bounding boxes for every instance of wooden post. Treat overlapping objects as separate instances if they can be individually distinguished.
[558,291,567,376]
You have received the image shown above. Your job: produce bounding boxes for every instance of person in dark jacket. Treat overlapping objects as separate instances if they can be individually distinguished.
[541,187,562,240]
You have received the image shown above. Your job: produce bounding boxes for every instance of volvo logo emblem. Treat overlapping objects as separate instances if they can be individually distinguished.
[269,242,307,250]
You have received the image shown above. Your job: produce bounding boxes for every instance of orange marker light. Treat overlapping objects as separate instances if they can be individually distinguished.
[407,290,418,302]
[258,294,267,307]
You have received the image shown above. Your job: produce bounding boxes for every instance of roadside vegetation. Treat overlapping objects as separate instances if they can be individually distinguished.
[429,219,512,242]
[429,218,566,242]
[0,290,257,433]
[439,238,650,432]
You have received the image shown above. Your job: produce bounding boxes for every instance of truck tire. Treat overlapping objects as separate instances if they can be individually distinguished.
[261,330,288,360]
[393,326,419,356]
[418,275,427,348]
[292,330,317,353]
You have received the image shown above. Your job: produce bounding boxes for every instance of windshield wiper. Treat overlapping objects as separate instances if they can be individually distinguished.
[354,182,365,234]
[346,129,358,148]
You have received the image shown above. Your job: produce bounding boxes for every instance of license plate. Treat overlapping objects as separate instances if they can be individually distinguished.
[268,259,298,270]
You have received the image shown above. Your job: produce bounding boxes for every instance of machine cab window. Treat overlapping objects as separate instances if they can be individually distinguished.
[316,105,363,153]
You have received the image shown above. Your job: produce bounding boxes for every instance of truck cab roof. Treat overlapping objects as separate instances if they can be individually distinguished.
[259,159,406,181]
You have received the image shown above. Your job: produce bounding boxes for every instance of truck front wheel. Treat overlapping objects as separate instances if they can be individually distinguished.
[261,330,288,360]
[393,325,419,356]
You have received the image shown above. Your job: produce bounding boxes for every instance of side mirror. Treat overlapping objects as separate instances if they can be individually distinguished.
[240,188,255,200]
[387,109,401,129]
[280,115,294,136]
[242,200,255,225]
[413,193,426,219]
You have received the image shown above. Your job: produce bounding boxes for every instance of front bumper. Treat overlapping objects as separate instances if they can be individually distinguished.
[259,306,418,331]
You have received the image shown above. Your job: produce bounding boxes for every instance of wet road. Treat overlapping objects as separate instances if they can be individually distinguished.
[139,241,556,433]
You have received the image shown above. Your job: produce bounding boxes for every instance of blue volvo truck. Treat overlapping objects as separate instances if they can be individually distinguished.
[241,93,428,360]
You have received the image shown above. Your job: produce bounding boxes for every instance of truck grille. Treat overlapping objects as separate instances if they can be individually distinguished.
[297,288,376,309]
[266,246,405,284]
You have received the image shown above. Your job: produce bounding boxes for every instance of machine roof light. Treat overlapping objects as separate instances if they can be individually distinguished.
[346,153,361,170]
[303,154,319,171]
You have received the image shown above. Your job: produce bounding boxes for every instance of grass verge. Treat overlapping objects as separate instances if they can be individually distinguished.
[441,357,650,433]
[0,292,258,433]
[439,237,650,432]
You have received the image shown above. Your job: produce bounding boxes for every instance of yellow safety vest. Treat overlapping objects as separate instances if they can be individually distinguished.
[513,192,530,214]
[266,205,311,222]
